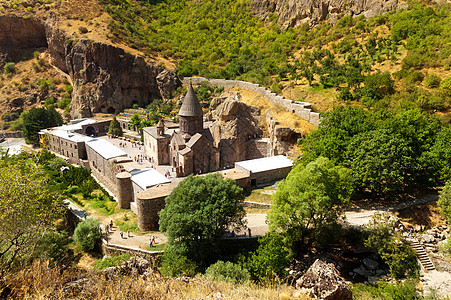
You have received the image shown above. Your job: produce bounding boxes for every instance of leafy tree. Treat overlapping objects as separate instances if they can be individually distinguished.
[364,212,418,278]
[243,232,290,281]
[301,106,376,165]
[0,159,64,274]
[33,230,70,264]
[424,73,441,88]
[128,114,142,131]
[74,218,102,252]
[22,107,63,145]
[429,127,451,180]
[108,116,123,136]
[159,174,245,269]
[268,157,352,252]
[345,129,413,195]
[438,180,451,224]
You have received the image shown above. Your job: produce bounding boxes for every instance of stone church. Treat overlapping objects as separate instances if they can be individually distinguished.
[143,85,220,177]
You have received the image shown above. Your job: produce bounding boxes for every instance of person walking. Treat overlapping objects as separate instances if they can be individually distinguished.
[408,228,414,238]
[120,231,124,239]
[127,230,130,238]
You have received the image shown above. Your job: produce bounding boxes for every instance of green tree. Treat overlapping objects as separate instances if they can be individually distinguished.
[205,260,250,284]
[0,160,64,274]
[108,116,123,136]
[33,230,70,264]
[438,181,451,224]
[22,107,63,145]
[345,129,413,195]
[429,127,451,180]
[159,174,245,269]
[74,218,102,252]
[364,212,418,278]
[268,157,352,252]
[128,114,142,131]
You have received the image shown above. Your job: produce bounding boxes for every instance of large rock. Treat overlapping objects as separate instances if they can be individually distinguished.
[251,0,408,28]
[45,21,178,118]
[296,259,352,300]
[208,98,263,167]
[156,69,182,100]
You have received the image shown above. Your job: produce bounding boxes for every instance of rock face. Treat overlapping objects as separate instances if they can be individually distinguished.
[0,16,47,66]
[0,16,180,118]
[45,24,179,118]
[207,97,263,167]
[251,0,408,28]
[267,111,302,156]
[296,259,352,300]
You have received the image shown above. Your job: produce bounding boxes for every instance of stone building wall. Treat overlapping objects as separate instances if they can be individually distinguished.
[251,166,292,185]
[81,120,111,136]
[246,138,269,160]
[182,77,322,127]
[136,195,167,231]
[46,135,87,164]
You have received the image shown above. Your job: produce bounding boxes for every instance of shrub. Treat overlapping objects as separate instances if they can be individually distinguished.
[159,245,198,277]
[78,26,88,34]
[3,62,16,74]
[424,74,442,88]
[353,280,422,299]
[33,230,70,264]
[74,218,102,252]
[205,261,250,284]
[94,253,131,269]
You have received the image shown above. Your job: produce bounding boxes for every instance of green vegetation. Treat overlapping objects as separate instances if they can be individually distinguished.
[301,107,446,198]
[364,213,418,279]
[94,253,131,269]
[159,173,245,274]
[269,157,352,252]
[205,260,250,284]
[73,218,102,252]
[353,280,423,300]
[0,152,65,274]
[108,116,123,136]
[438,180,451,224]
[3,62,16,74]
[22,106,63,145]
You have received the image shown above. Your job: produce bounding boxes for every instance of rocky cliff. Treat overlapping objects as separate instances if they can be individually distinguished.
[251,0,408,28]
[0,16,180,118]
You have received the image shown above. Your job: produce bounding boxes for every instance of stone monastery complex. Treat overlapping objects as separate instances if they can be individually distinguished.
[39,85,293,231]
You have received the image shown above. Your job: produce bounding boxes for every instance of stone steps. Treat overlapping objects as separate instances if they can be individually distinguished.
[407,238,436,271]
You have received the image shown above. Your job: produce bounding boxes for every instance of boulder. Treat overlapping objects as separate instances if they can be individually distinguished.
[353,265,368,277]
[363,258,379,270]
[422,234,435,243]
[156,69,181,100]
[296,259,352,300]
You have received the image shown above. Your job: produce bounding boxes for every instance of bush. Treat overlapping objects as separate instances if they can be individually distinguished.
[205,261,250,284]
[78,26,88,34]
[94,253,131,269]
[159,245,198,277]
[424,74,442,88]
[74,218,102,252]
[242,233,290,281]
[3,62,16,74]
[33,230,70,264]
[353,280,422,299]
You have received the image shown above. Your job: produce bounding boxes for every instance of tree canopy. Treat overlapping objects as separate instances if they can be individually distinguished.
[108,116,123,136]
[268,157,352,252]
[0,156,64,274]
[159,173,245,267]
[22,107,63,145]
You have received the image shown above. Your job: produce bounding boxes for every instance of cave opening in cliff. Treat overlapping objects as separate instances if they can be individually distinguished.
[107,107,116,114]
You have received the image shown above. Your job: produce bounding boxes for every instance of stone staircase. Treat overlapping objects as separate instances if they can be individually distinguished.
[407,238,436,272]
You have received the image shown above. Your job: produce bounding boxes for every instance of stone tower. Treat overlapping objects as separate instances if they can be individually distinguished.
[179,84,203,136]
[156,119,165,136]
[116,172,133,209]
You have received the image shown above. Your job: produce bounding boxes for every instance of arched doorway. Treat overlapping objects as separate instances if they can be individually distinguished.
[85,126,95,137]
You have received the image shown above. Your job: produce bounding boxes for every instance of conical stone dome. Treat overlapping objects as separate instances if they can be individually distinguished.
[179,84,203,117]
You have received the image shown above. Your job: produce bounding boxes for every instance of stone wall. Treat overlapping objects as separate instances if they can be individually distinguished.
[46,134,86,164]
[136,194,166,231]
[182,77,322,127]
[2,131,22,138]
[246,138,269,159]
[251,166,292,185]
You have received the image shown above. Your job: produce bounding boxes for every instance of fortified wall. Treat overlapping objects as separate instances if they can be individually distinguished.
[182,77,322,127]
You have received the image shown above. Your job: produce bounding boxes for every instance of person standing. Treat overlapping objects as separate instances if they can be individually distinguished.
[120,231,124,239]
[127,230,130,238]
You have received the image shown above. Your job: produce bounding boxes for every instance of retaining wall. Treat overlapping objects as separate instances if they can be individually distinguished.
[182,77,322,127]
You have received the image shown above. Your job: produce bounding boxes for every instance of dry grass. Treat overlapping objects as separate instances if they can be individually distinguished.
[396,201,447,229]
[3,261,311,299]
[228,87,317,135]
